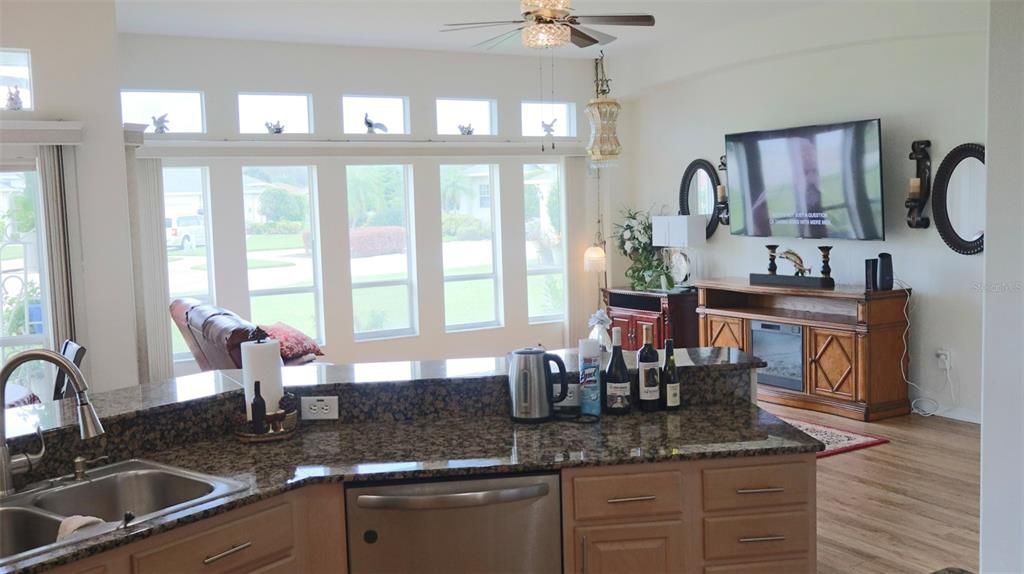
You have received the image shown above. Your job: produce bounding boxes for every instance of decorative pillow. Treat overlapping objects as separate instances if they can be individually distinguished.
[259,322,324,361]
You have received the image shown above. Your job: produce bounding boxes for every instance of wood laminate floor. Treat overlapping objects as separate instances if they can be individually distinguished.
[761,403,980,574]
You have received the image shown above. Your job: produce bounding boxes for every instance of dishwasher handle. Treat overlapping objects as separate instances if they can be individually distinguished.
[356,482,550,510]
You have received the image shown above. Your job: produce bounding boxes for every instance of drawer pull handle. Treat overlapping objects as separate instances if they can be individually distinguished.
[736,487,785,495]
[606,495,657,504]
[203,542,252,565]
[738,535,787,544]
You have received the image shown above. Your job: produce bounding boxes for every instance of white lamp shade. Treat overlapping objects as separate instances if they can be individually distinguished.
[583,244,607,272]
[651,215,706,247]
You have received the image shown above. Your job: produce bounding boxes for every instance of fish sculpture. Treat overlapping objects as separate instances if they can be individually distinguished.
[779,249,811,276]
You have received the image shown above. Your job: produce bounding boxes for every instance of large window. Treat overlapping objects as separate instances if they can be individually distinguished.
[242,166,321,339]
[346,165,416,338]
[121,91,205,133]
[436,99,497,136]
[524,164,566,322]
[162,167,214,357]
[342,96,409,135]
[0,49,33,110]
[440,164,501,330]
[521,101,576,137]
[238,94,312,134]
[0,169,51,396]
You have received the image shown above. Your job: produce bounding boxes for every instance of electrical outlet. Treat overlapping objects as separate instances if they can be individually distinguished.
[936,349,952,371]
[300,396,339,420]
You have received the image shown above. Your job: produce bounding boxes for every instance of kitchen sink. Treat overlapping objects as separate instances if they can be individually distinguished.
[0,507,62,559]
[0,460,247,567]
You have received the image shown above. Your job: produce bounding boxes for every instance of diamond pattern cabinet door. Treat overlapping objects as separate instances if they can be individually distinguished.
[705,316,746,352]
[808,328,858,400]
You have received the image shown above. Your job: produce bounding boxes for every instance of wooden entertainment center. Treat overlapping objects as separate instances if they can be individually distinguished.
[695,278,911,421]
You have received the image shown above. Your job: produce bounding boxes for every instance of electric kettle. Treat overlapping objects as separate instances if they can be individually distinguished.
[507,347,568,423]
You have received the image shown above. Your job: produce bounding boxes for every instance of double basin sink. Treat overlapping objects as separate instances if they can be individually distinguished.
[0,460,247,566]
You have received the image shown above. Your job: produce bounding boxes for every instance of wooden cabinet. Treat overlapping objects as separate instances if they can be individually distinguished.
[604,289,699,352]
[562,454,816,574]
[696,278,911,421]
[702,316,747,352]
[575,521,685,574]
[48,484,346,574]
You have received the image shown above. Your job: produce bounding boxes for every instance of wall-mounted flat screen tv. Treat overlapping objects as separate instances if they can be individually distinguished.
[725,119,884,240]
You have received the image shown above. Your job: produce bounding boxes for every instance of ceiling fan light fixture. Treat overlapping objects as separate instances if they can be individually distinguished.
[520,0,572,14]
[522,22,571,48]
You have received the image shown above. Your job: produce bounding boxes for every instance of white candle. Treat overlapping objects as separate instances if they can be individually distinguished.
[716,184,727,203]
[909,177,922,199]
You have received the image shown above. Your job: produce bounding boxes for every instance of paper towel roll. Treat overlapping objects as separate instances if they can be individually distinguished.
[241,339,284,420]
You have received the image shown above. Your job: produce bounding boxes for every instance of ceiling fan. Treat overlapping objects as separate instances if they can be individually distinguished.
[441,0,655,50]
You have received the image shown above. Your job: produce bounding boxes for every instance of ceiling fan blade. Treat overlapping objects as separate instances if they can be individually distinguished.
[444,20,524,27]
[474,27,525,50]
[575,25,617,45]
[569,26,600,48]
[441,22,521,33]
[572,14,655,26]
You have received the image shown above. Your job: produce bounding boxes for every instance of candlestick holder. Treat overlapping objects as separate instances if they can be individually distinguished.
[766,245,779,275]
[818,246,833,278]
[906,140,932,229]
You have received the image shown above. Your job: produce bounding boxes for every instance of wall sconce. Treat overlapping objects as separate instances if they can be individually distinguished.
[715,155,731,226]
[906,140,932,229]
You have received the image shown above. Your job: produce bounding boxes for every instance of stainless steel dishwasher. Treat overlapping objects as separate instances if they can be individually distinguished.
[346,473,561,573]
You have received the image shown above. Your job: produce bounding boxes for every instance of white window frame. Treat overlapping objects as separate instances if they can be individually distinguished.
[237,92,314,135]
[347,163,418,341]
[0,48,34,112]
[435,98,499,136]
[524,162,568,324]
[241,163,324,341]
[161,164,216,360]
[520,100,578,138]
[441,163,502,333]
[121,89,207,134]
[341,95,411,135]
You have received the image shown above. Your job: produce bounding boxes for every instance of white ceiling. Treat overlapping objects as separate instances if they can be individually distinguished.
[115,0,806,59]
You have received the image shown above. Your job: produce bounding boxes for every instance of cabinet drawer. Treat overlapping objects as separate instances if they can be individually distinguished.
[132,502,295,574]
[573,471,683,522]
[702,463,809,512]
[704,511,809,561]
[704,558,811,574]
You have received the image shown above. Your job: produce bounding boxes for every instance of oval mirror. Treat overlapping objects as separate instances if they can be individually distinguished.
[679,159,721,239]
[933,143,985,255]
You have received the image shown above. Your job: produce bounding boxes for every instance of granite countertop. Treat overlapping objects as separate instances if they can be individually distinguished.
[4,403,822,573]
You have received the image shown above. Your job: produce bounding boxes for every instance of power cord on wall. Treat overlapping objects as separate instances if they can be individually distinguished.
[895,277,958,416]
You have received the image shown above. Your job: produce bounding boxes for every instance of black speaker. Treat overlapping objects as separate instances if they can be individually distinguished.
[877,253,893,290]
[865,259,878,291]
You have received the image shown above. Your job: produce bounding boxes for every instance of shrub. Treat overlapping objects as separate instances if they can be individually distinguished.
[247,221,304,235]
[442,213,490,241]
[350,226,406,258]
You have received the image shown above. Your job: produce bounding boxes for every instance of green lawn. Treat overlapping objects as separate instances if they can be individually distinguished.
[0,245,24,261]
[190,259,295,272]
[178,234,305,257]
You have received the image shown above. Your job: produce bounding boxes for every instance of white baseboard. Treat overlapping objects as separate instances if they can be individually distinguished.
[934,406,981,424]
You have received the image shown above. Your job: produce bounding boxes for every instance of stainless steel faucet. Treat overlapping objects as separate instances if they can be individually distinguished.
[0,349,105,496]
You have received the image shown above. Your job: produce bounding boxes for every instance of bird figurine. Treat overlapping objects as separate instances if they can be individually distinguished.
[364,113,388,134]
[779,249,812,276]
[458,123,474,136]
[152,113,169,134]
[541,118,558,137]
[265,121,284,134]
[5,87,23,111]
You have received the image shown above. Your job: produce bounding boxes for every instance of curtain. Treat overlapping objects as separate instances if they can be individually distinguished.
[36,145,77,347]
[131,157,173,381]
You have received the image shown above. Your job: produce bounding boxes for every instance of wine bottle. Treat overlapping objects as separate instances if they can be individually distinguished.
[637,324,661,412]
[604,327,631,415]
[661,338,681,411]
[251,380,267,434]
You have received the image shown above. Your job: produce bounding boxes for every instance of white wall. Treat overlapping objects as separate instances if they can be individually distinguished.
[0,1,139,392]
[118,35,604,366]
[615,5,988,422]
[980,0,1024,570]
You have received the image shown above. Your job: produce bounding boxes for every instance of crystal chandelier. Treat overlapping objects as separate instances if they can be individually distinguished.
[522,22,571,49]
[520,0,572,14]
[586,52,622,164]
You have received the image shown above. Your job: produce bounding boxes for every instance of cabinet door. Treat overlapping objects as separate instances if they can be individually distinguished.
[807,328,857,399]
[609,311,637,351]
[574,521,684,574]
[634,313,664,348]
[706,316,746,351]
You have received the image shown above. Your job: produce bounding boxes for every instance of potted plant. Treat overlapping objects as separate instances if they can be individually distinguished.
[613,209,673,291]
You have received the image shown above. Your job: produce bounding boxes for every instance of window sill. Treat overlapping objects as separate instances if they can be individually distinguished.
[354,328,418,343]
[528,316,566,326]
[445,321,503,334]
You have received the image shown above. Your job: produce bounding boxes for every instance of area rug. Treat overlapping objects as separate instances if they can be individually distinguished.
[779,417,890,458]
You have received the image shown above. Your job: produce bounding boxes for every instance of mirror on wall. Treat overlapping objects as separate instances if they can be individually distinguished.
[678,159,721,239]
[933,143,985,255]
